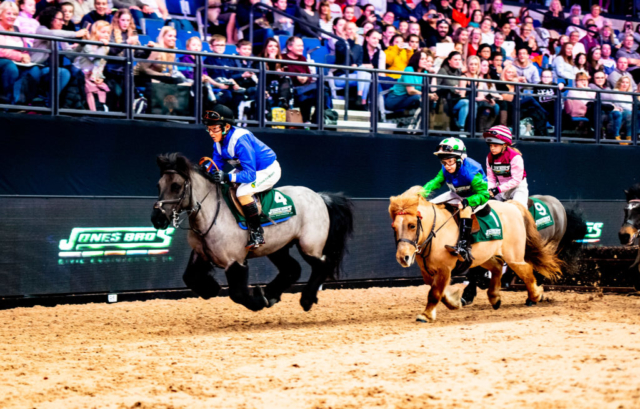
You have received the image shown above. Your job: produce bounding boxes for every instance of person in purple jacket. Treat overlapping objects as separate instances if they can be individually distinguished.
[202,105,281,250]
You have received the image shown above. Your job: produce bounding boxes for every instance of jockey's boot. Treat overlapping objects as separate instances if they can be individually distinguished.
[242,201,266,250]
[445,218,474,263]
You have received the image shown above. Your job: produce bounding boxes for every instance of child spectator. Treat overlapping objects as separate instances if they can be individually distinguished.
[273,0,294,36]
[60,2,77,31]
[233,39,257,99]
[204,35,246,94]
[14,0,39,47]
[80,0,113,28]
[73,20,111,111]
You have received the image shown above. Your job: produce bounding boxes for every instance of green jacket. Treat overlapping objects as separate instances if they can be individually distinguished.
[421,158,490,208]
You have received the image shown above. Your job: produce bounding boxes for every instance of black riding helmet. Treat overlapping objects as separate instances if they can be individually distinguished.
[203,104,235,126]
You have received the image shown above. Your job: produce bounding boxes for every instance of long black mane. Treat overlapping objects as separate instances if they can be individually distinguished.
[625,183,640,201]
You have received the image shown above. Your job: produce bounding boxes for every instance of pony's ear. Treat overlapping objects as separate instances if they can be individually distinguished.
[624,190,630,201]
[175,155,190,175]
[389,197,398,220]
[157,155,170,172]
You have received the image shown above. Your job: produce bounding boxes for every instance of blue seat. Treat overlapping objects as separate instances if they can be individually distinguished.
[225,44,236,55]
[324,54,335,75]
[533,19,541,28]
[176,30,197,45]
[166,0,197,17]
[202,42,212,53]
[277,35,289,49]
[142,18,164,40]
[302,37,321,56]
[138,34,151,46]
[309,43,330,64]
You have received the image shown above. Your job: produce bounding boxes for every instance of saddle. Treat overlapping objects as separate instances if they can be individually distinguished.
[227,184,265,217]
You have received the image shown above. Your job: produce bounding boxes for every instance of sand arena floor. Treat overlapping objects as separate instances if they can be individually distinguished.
[1,285,639,409]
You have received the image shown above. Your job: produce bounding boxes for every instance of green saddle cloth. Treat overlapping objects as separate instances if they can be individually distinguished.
[220,184,297,228]
[528,197,554,230]
[471,208,504,243]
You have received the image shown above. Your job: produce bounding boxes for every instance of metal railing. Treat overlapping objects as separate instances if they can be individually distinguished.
[0,29,638,145]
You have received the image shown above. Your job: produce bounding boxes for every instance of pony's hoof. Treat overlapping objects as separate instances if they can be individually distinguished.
[461,297,473,307]
[492,299,501,310]
[267,298,280,308]
[300,296,317,312]
[525,298,537,307]
[416,315,428,323]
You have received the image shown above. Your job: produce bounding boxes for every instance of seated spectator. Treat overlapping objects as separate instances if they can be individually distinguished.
[587,47,603,78]
[281,36,323,122]
[514,46,540,84]
[496,64,517,127]
[600,43,616,75]
[565,72,595,120]
[467,28,481,56]
[616,35,640,84]
[617,21,637,45]
[14,0,39,47]
[381,24,396,50]
[397,19,408,38]
[468,10,483,29]
[272,0,294,36]
[408,22,426,48]
[115,0,160,30]
[602,76,634,143]
[451,0,470,27]
[477,43,491,61]
[30,6,88,106]
[491,32,507,60]
[436,0,453,21]
[68,0,92,26]
[333,20,362,85]
[294,0,321,39]
[452,27,468,59]
[574,53,588,76]
[0,1,40,105]
[318,1,333,34]
[607,57,637,92]
[387,0,411,22]
[328,0,342,20]
[579,24,599,54]
[489,51,503,79]
[589,69,616,140]
[361,0,386,20]
[80,0,113,28]
[73,20,111,111]
[552,43,576,85]
[135,26,185,85]
[410,0,436,23]
[500,18,521,48]
[343,6,357,24]
[542,0,566,35]
[353,29,385,108]
[260,37,291,108]
[60,2,77,31]
[232,39,257,99]
[567,29,585,57]
[355,4,377,28]
[600,25,619,48]
[476,57,502,131]
[203,34,246,105]
[480,18,494,45]
[582,4,608,30]
[328,16,346,53]
[436,51,466,130]
[381,11,395,28]
[535,69,563,127]
[236,0,276,51]
[140,0,168,20]
[178,36,231,108]
[386,34,419,79]
[456,54,480,127]
[426,19,450,48]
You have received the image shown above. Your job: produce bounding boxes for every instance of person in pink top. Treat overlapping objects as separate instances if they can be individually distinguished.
[482,125,529,208]
[14,0,39,47]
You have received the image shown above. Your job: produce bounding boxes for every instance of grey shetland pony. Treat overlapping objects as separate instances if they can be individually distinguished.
[151,153,354,312]
[462,195,586,305]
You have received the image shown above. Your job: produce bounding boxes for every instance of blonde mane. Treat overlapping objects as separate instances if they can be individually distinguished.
[389,186,427,219]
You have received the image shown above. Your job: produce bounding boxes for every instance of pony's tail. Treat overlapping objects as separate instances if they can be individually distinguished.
[512,201,564,281]
[556,206,587,275]
[320,192,354,279]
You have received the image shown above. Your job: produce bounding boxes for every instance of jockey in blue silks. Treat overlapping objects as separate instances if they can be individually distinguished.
[201,104,281,250]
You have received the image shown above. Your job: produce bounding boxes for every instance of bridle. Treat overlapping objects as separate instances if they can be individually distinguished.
[394,203,460,260]
[153,170,221,238]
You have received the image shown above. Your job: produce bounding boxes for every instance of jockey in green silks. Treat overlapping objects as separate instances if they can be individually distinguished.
[420,138,490,263]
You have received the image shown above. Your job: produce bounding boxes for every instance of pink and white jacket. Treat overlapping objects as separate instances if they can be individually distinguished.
[14,12,39,47]
[486,147,527,193]
[0,28,29,62]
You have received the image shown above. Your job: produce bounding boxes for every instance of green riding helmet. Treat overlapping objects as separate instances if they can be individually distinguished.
[433,138,468,161]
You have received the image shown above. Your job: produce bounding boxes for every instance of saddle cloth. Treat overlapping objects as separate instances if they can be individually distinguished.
[220,184,297,230]
[444,204,503,242]
[527,197,554,230]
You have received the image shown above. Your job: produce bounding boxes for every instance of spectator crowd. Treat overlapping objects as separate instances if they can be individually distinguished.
[1,0,640,141]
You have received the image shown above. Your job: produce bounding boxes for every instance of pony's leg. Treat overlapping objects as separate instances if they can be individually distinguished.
[183,250,221,299]
[417,270,450,323]
[224,262,268,312]
[483,258,505,310]
[298,254,332,312]
[509,262,544,304]
[441,284,463,311]
[264,245,302,307]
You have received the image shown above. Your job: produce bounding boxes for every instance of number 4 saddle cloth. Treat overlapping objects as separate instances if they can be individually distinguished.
[527,197,554,230]
[220,184,297,230]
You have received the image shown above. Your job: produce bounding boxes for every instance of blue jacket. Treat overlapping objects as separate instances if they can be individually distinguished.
[211,127,277,184]
[441,157,487,196]
[204,55,236,80]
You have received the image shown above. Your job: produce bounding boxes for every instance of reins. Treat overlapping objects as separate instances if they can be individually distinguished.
[395,203,460,259]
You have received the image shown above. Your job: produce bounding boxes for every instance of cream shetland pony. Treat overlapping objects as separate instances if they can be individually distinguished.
[390,186,562,323]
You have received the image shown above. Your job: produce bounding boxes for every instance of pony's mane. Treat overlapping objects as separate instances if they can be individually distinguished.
[389,186,426,219]
[626,183,640,201]
[156,153,209,180]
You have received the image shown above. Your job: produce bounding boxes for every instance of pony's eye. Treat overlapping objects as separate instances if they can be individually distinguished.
[408,224,416,229]
[171,183,181,193]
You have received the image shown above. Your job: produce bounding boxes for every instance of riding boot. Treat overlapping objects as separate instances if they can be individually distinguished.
[242,201,266,250]
[445,218,474,263]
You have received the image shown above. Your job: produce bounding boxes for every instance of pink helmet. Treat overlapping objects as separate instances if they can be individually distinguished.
[483,125,513,146]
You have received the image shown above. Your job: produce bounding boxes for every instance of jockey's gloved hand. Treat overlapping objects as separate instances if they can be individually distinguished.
[211,170,229,184]
[460,199,470,209]
[489,188,500,196]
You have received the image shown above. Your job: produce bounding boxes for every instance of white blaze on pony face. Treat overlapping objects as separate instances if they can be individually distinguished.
[393,214,419,268]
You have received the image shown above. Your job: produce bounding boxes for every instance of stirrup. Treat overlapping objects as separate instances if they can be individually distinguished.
[245,232,266,250]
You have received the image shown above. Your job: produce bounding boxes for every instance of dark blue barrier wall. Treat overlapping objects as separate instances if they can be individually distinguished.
[1,114,639,199]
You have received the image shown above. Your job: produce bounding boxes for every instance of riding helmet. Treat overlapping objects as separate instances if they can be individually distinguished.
[203,104,235,126]
[434,138,467,160]
[483,125,513,146]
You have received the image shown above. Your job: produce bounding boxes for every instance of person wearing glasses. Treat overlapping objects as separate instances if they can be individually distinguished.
[420,138,490,264]
[201,105,280,250]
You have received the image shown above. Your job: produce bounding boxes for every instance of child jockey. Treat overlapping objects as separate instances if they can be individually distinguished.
[421,138,490,263]
[201,104,281,250]
[483,125,529,208]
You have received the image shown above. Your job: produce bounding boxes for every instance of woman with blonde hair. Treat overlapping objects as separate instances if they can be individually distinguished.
[135,26,184,84]
[318,1,332,34]
[73,20,112,111]
[542,0,565,36]
[110,9,138,46]
[602,76,634,143]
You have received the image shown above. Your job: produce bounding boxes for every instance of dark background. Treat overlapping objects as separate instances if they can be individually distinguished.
[0,115,634,298]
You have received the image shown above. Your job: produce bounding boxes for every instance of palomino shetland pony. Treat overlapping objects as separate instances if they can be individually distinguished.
[390,186,561,323]
[151,154,354,312]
